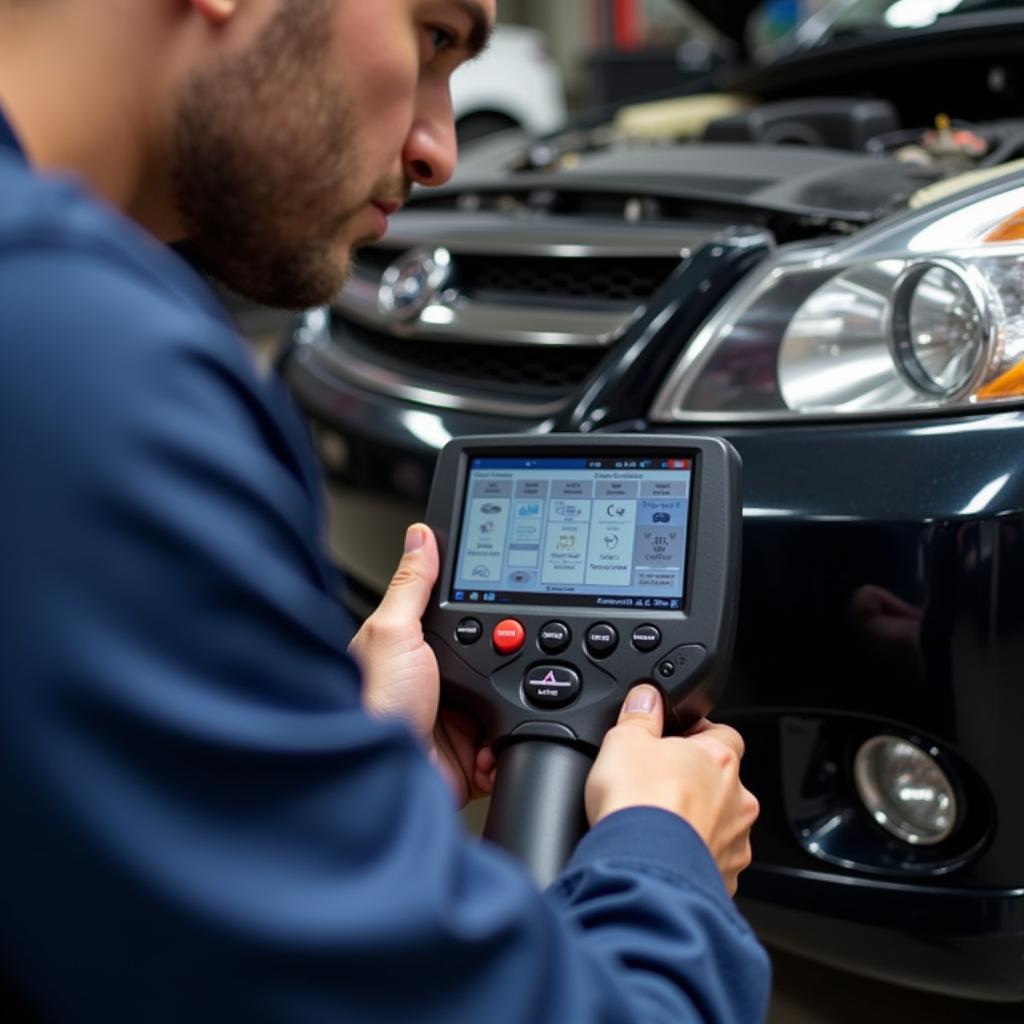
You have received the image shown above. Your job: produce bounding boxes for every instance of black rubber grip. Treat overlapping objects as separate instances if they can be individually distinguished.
[483,740,594,887]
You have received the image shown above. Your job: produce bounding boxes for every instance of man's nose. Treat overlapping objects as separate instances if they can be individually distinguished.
[402,85,458,187]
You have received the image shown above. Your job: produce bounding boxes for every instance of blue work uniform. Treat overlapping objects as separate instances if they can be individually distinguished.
[0,106,771,1023]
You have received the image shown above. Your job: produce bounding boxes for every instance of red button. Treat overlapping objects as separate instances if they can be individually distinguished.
[492,619,526,655]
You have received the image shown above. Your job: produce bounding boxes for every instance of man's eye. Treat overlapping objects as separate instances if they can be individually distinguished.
[428,26,457,54]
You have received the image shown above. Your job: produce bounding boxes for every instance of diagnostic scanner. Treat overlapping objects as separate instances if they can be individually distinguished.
[422,435,742,883]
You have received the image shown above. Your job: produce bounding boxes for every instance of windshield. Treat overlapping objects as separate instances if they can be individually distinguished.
[763,0,1022,57]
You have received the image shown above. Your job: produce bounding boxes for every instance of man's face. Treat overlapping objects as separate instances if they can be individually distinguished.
[172,0,495,309]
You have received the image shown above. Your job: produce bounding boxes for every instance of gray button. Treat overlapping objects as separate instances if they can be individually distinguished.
[455,618,483,645]
[538,621,571,654]
[631,624,661,652]
[586,623,618,657]
[524,665,581,709]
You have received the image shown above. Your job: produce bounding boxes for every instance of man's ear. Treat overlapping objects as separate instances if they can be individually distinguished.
[190,0,239,26]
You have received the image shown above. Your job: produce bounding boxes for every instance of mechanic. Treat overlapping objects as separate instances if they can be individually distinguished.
[0,2,770,1021]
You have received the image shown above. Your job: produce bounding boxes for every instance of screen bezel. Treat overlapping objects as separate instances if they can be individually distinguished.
[442,446,703,619]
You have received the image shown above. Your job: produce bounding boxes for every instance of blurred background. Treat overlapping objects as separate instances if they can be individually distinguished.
[462,0,826,119]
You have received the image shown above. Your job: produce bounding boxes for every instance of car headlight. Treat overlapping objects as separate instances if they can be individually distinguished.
[650,177,1024,421]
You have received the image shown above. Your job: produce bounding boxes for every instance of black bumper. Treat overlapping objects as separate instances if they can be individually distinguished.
[285,344,1024,1001]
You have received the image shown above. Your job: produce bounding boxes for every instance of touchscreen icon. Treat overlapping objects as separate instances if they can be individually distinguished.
[606,504,627,518]
[556,533,576,551]
[603,532,620,550]
[652,512,671,523]
[471,564,490,578]
[480,502,503,515]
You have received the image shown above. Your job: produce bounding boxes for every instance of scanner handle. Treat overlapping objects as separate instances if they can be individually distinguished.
[483,740,594,888]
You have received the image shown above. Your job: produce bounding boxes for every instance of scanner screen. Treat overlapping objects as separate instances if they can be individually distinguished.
[449,456,694,610]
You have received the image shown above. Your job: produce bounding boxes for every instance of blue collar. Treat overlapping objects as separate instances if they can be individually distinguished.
[0,106,26,161]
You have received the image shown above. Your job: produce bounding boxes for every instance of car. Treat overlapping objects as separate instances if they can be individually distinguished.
[283,0,1024,1003]
[451,23,567,145]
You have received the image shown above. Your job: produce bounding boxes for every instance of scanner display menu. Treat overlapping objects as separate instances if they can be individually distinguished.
[450,456,693,610]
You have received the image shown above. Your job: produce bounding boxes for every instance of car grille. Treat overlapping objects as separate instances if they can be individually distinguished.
[357,247,675,305]
[303,209,725,416]
[462,255,676,303]
[341,321,600,396]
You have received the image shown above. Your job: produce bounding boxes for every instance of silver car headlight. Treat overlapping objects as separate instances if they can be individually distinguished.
[650,177,1024,421]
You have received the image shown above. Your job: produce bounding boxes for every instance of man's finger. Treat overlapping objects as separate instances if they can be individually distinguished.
[617,684,664,738]
[374,524,440,623]
[689,720,745,760]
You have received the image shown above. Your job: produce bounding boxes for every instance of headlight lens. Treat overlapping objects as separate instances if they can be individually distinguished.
[854,736,957,846]
[651,178,1024,421]
[889,260,988,397]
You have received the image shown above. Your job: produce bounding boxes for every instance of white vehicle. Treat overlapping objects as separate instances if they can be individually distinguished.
[451,24,567,144]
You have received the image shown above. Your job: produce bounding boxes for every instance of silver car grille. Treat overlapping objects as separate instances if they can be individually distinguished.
[305,209,722,417]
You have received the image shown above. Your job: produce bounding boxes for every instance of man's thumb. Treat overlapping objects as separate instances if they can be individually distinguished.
[618,684,664,737]
[376,524,439,622]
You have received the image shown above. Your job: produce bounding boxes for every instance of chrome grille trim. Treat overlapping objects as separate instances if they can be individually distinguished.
[370,211,714,258]
[339,274,639,348]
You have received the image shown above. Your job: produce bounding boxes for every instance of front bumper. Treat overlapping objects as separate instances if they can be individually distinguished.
[741,868,1024,1001]
[286,341,1024,1000]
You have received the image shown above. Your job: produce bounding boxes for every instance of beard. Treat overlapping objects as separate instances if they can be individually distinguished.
[171,0,400,309]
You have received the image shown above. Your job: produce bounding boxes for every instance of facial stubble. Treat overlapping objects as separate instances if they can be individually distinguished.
[171,0,387,309]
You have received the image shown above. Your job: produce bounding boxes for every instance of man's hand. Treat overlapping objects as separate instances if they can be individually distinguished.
[585,685,759,895]
[348,524,495,807]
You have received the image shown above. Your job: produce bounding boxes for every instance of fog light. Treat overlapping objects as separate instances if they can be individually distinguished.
[854,736,957,846]
[890,259,990,397]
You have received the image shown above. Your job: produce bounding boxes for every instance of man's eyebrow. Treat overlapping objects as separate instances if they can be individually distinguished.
[452,0,494,58]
